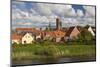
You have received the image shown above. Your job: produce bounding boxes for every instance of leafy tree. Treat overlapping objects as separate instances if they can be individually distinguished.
[78,29,94,45]
[84,25,90,29]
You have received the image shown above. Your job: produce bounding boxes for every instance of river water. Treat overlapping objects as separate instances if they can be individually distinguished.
[12,57,96,66]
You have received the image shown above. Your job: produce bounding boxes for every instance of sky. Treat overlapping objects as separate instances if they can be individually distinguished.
[12,1,96,29]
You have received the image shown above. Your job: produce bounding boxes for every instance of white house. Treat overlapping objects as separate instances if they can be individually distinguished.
[22,33,34,44]
[36,34,41,40]
[88,26,95,36]
[11,33,21,44]
[12,39,20,44]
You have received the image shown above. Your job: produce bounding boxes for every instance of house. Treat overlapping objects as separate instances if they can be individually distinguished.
[16,28,33,35]
[53,30,65,42]
[14,28,44,44]
[65,26,80,40]
[85,26,95,36]
[44,30,66,42]
[36,34,41,40]
[12,33,35,44]
[32,29,42,41]
[22,33,35,44]
[43,31,54,40]
[11,33,21,44]
[88,26,95,36]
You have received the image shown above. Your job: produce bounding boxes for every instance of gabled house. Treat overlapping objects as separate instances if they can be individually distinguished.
[12,33,35,44]
[54,30,66,42]
[65,26,80,40]
[43,31,55,41]
[44,30,65,42]
[32,29,42,41]
[35,34,41,40]
[88,26,95,36]
[11,33,22,44]
[85,26,95,36]
[22,33,35,44]
[16,27,43,40]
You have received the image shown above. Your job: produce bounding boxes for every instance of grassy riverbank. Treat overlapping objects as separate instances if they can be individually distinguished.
[12,41,96,61]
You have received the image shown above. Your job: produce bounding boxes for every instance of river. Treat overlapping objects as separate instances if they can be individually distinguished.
[12,57,96,66]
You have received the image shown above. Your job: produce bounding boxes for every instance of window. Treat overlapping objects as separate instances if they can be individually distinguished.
[24,41,26,44]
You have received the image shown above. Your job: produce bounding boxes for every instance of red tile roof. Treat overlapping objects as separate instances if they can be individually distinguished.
[54,30,65,38]
[16,28,42,35]
[46,30,65,38]
[16,28,33,31]
[11,33,22,40]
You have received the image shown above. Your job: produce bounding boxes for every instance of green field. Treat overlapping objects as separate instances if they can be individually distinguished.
[12,41,96,61]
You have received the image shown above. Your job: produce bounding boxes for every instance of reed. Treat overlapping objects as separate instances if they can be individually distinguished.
[12,42,96,61]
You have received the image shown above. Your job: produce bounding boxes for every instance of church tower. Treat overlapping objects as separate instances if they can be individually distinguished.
[56,18,62,30]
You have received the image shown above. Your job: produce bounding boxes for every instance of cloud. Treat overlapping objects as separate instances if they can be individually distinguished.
[12,1,96,28]
[12,8,24,19]
[12,2,76,20]
[51,4,76,17]
[29,8,39,16]
[32,3,52,16]
[76,9,84,17]
[31,3,76,17]
[83,6,95,17]
[17,22,32,25]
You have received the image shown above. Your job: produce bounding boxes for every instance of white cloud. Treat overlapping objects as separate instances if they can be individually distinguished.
[83,6,95,17]
[28,15,49,23]
[17,22,32,25]
[67,8,76,17]
[29,8,39,16]
[12,1,96,28]
[32,3,76,17]
[32,3,52,16]
[23,22,32,25]
[51,4,76,17]
[12,8,23,19]
[77,9,84,17]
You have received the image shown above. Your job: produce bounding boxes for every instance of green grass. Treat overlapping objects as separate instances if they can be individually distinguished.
[12,41,96,61]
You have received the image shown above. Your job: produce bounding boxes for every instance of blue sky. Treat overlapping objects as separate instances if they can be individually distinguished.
[12,1,95,29]
[72,5,85,14]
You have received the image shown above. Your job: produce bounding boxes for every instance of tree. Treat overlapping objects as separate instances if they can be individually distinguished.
[84,25,90,29]
[78,29,94,44]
